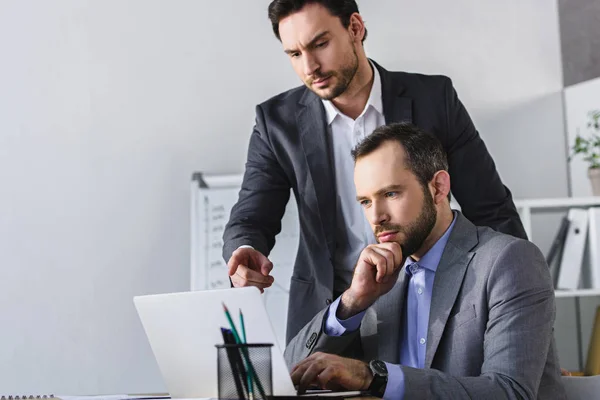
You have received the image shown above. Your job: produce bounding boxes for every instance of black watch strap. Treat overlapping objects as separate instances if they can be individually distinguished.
[367,360,388,398]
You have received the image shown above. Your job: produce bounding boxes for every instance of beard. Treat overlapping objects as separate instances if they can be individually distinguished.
[375,187,437,257]
[305,44,359,100]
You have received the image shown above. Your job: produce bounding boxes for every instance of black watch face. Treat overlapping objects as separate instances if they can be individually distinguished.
[371,360,388,376]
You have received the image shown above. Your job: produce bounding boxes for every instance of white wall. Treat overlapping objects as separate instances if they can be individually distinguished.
[0,0,567,394]
[565,76,600,197]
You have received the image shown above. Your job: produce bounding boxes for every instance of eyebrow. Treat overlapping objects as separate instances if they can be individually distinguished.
[284,31,330,55]
[356,184,404,202]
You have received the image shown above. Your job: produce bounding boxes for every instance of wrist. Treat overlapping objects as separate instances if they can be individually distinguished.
[337,290,370,320]
[367,360,388,398]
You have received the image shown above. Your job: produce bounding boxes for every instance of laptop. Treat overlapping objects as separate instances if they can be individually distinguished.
[134,287,362,398]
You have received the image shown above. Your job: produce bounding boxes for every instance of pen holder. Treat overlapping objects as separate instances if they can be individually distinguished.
[216,343,273,400]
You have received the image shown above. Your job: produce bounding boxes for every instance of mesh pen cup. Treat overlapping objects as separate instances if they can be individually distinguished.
[216,343,273,400]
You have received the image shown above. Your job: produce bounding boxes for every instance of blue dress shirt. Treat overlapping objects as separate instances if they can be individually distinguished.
[324,212,457,399]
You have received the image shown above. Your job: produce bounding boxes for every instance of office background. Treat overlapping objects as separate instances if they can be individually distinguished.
[0,0,598,394]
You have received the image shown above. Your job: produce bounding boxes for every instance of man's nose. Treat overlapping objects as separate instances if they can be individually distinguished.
[303,53,320,77]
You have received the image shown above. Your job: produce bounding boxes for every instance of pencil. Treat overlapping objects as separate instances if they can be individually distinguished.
[222,303,266,399]
[240,309,253,400]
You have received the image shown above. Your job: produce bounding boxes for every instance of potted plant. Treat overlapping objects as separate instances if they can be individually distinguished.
[570,110,600,196]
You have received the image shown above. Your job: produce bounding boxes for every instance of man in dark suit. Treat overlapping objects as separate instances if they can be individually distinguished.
[223,0,527,344]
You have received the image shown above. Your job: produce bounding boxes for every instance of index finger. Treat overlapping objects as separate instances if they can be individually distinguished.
[376,242,403,268]
[227,253,242,276]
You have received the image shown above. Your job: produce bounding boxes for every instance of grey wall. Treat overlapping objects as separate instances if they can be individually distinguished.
[0,0,576,393]
[559,0,600,87]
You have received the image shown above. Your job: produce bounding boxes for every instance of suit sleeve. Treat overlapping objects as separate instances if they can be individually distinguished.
[443,79,527,239]
[283,307,363,370]
[222,105,291,261]
[400,239,557,399]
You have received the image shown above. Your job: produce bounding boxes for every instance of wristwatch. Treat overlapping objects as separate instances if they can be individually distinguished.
[367,359,388,398]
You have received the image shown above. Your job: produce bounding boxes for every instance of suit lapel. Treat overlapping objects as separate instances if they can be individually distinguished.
[371,268,410,364]
[424,214,478,368]
[373,60,413,125]
[297,90,336,261]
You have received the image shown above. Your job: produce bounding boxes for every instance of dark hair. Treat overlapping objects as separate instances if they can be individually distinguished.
[268,0,367,42]
[352,123,451,200]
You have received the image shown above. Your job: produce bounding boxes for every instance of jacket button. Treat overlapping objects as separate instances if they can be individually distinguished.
[325,298,332,305]
[306,332,317,349]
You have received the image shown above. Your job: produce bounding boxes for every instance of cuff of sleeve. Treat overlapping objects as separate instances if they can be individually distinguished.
[323,296,365,336]
[383,363,405,400]
[237,245,254,250]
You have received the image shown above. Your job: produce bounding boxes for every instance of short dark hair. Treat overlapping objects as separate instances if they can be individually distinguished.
[352,123,451,199]
[268,0,367,42]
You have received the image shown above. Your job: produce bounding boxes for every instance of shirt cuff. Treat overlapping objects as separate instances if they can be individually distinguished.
[383,363,405,400]
[237,245,254,250]
[323,296,365,336]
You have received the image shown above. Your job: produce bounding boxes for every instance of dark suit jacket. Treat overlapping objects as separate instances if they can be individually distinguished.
[284,213,565,399]
[223,60,527,343]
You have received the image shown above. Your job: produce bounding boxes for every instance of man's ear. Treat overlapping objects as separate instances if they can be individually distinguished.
[348,13,366,43]
[430,171,451,204]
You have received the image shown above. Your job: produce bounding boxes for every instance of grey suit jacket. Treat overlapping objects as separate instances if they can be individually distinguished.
[284,213,566,400]
[223,60,527,343]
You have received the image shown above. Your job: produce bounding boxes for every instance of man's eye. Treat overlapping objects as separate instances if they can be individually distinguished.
[290,52,300,58]
[316,41,328,48]
[385,191,398,198]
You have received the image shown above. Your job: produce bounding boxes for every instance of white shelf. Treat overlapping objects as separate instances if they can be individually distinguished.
[515,197,600,297]
[555,289,600,298]
[515,196,600,209]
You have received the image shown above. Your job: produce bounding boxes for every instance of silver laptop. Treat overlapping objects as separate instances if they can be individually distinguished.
[134,287,296,398]
[134,287,363,398]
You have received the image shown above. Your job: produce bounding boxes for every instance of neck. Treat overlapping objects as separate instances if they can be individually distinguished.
[331,55,373,120]
[412,207,454,261]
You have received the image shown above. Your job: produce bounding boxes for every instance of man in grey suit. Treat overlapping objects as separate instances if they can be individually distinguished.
[285,123,565,399]
[223,0,527,344]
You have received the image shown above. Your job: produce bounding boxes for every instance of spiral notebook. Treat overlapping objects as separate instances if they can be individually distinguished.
[1,396,59,400]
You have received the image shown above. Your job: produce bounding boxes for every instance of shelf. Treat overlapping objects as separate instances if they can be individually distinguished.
[515,197,600,209]
[554,289,600,298]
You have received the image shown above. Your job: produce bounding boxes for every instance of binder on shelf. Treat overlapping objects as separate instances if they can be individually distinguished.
[588,207,600,289]
[557,208,589,290]
[546,216,570,289]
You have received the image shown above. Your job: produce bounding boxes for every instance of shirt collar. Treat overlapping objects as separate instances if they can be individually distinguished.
[322,60,383,125]
[404,211,458,274]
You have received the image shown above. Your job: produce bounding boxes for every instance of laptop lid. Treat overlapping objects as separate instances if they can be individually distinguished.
[133,287,296,398]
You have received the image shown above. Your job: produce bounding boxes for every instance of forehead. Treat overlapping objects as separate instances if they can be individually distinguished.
[278,3,344,47]
[354,141,416,193]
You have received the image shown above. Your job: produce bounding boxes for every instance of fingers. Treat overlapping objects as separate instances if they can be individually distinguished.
[291,353,327,394]
[227,249,248,276]
[230,264,274,291]
[291,353,368,393]
[364,248,390,284]
[370,242,405,283]
[228,247,273,277]
[258,256,274,276]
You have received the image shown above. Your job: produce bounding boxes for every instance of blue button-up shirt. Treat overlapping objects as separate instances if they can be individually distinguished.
[324,212,457,399]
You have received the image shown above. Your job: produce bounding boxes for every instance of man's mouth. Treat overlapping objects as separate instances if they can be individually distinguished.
[312,76,331,87]
[377,231,399,242]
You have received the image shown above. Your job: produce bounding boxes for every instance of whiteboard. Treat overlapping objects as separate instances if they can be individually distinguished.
[190,173,299,349]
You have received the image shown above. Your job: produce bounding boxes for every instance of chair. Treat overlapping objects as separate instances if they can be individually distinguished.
[562,375,600,400]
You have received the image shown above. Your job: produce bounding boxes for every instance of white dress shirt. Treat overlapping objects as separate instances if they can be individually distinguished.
[321,63,386,291]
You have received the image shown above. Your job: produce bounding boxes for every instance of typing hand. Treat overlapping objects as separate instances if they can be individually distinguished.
[338,242,403,319]
[227,247,274,293]
[290,352,372,394]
